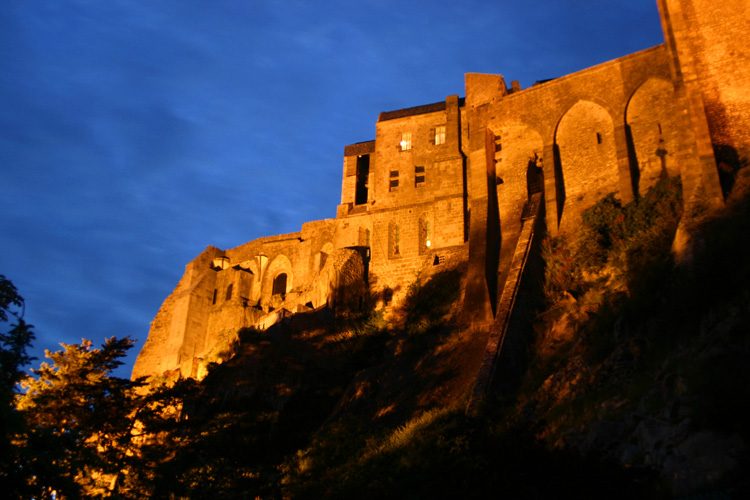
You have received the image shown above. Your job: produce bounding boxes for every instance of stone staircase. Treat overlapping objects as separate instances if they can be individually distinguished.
[467,192,543,414]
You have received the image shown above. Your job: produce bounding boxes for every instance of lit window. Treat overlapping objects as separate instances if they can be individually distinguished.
[389,170,399,191]
[434,126,445,145]
[415,165,425,187]
[399,133,412,151]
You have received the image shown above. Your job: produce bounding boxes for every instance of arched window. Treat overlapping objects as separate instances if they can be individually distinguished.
[272,273,288,296]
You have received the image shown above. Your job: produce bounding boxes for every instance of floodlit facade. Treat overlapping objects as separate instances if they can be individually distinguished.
[133,0,749,380]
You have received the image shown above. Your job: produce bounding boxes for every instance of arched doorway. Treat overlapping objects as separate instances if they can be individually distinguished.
[272,273,287,296]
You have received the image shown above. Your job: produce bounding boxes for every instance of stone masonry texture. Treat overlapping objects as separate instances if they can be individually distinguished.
[133,0,746,381]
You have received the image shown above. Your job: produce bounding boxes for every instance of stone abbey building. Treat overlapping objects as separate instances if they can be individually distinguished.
[133,0,749,380]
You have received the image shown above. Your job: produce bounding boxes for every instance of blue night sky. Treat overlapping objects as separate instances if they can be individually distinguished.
[0,0,664,378]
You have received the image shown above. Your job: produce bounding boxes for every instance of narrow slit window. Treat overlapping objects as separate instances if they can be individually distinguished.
[225,284,233,301]
[212,289,218,305]
[596,132,602,144]
[389,220,401,259]
[355,154,369,205]
[419,216,432,255]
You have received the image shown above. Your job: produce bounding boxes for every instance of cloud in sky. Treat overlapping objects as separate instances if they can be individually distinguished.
[0,0,663,377]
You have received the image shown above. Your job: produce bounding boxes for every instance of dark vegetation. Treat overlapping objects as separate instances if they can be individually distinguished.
[2,170,749,498]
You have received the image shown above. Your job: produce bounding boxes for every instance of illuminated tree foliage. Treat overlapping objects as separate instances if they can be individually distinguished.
[12,337,144,498]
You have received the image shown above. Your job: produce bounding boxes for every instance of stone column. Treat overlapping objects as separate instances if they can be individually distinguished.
[657,0,723,205]
[541,142,559,236]
[614,124,636,204]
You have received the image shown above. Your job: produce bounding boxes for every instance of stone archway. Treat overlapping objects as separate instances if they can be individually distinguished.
[555,100,619,233]
[626,78,680,193]
[261,254,293,305]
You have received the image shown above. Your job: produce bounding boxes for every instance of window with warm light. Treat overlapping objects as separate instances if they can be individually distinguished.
[399,132,412,151]
[434,125,445,145]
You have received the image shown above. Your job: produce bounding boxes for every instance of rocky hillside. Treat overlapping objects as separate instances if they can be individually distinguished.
[513,172,750,498]
[144,172,750,499]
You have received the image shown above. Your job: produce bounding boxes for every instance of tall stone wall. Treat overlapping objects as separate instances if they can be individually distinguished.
[132,221,346,379]
[463,46,688,239]
[134,1,742,380]
[659,0,750,174]
[133,245,224,378]
[340,96,467,306]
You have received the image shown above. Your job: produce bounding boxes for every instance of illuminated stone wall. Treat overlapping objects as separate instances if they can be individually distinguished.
[658,0,750,195]
[134,0,743,380]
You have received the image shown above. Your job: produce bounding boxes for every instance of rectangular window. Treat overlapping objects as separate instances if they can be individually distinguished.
[434,125,445,145]
[415,165,425,187]
[399,133,412,151]
[389,170,399,191]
